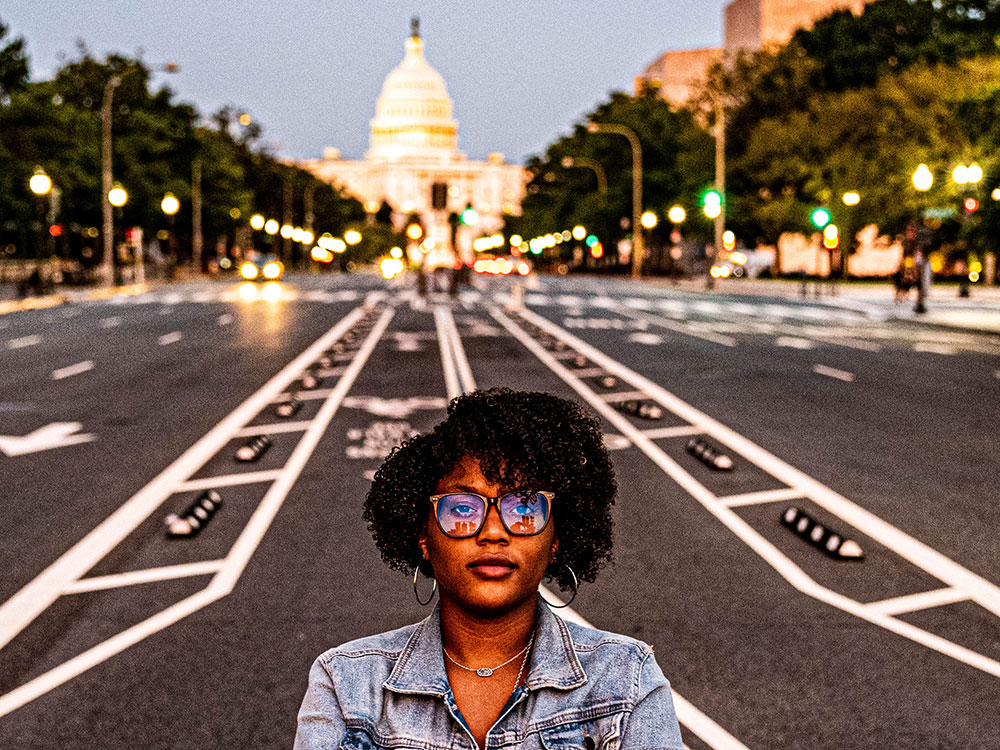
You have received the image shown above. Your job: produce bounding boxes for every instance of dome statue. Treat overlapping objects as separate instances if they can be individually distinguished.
[367,19,461,162]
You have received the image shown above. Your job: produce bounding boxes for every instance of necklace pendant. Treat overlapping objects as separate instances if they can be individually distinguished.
[476,667,493,677]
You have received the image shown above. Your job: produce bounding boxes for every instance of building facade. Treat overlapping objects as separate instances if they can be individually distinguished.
[635,0,873,106]
[299,24,527,268]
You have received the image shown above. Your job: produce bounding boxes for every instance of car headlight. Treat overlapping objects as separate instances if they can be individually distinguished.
[240,262,259,280]
[262,261,283,279]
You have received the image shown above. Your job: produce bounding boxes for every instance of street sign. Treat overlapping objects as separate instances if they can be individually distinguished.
[923,207,956,220]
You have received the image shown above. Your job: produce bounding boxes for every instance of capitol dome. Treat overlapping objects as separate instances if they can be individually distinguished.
[367,23,460,162]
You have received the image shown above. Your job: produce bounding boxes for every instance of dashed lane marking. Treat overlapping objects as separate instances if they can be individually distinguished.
[217,313,234,326]
[99,316,122,329]
[233,420,314,438]
[599,390,648,403]
[619,309,737,347]
[812,364,855,382]
[7,334,42,350]
[158,331,183,346]
[914,342,957,355]
[51,360,95,380]
[775,336,815,350]
[716,487,805,508]
[642,425,705,440]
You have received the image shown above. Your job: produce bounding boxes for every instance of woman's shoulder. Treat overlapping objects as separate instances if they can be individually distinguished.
[563,620,655,659]
[315,620,422,667]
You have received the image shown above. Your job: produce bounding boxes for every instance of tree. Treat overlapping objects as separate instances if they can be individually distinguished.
[0,17,28,96]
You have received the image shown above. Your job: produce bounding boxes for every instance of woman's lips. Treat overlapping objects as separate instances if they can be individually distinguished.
[468,559,517,579]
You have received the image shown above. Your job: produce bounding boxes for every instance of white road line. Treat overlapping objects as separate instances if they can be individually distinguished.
[434,307,461,400]
[0,306,383,717]
[812,364,855,382]
[442,307,476,393]
[500,307,1000,679]
[275,388,335,402]
[62,560,225,594]
[0,307,367,657]
[620,309,737,347]
[233,421,313,438]
[642,425,704,440]
[914,342,957,355]
[7,334,42,349]
[158,331,182,346]
[599,390,648,403]
[217,313,234,326]
[537,590,749,749]
[775,336,815,349]
[51,360,95,380]
[174,470,285,494]
[99,316,121,329]
[717,487,804,508]
[865,587,971,617]
[565,367,607,379]
[158,307,173,316]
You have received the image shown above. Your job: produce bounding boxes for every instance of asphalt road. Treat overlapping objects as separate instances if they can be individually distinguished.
[1,272,998,749]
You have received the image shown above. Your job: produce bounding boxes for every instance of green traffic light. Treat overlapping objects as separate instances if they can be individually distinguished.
[460,206,479,226]
[585,234,598,247]
[703,190,722,206]
[811,208,831,228]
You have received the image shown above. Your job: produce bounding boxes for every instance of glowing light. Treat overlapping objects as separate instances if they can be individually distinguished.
[280,224,293,239]
[262,261,283,279]
[912,164,933,191]
[330,238,347,253]
[292,227,304,243]
[240,262,259,280]
[952,165,969,185]
[811,208,831,228]
[390,246,403,259]
[722,230,736,251]
[160,193,180,215]
[823,224,839,249]
[668,206,686,223]
[516,261,530,276]
[344,229,362,245]
[842,192,860,206]
[640,211,658,229]
[301,230,314,245]
[311,247,333,263]
[29,169,52,196]
[229,208,242,220]
[380,257,404,279]
[572,225,586,241]
[964,197,980,213]
[970,271,981,282]
[239,113,252,126]
[590,242,604,259]
[250,214,265,230]
[401,200,415,213]
[510,234,523,246]
[704,202,721,219]
[560,230,571,242]
[238,282,259,302]
[108,185,129,207]
[264,219,279,235]
[406,223,423,241]
[261,282,283,303]
[460,206,479,226]
[991,188,1000,201]
[364,200,380,213]
[967,163,984,184]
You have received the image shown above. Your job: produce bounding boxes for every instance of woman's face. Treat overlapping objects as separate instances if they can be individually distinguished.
[419,455,557,617]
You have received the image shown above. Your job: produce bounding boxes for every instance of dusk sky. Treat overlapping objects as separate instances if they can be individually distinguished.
[4,1,731,164]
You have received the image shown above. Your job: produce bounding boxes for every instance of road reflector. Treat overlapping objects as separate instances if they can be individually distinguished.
[236,435,272,462]
[617,399,665,421]
[300,373,322,390]
[571,355,589,368]
[781,506,865,560]
[275,397,302,419]
[597,375,618,389]
[165,490,223,538]
[686,437,733,470]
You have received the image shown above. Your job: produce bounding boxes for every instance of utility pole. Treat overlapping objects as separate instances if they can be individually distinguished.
[191,160,203,274]
[99,75,122,287]
[282,181,293,264]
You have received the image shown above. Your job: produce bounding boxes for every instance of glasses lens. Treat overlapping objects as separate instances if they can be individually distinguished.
[499,492,550,535]
[436,494,486,537]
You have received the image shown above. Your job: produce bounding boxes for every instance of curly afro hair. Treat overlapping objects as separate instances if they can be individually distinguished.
[362,388,616,592]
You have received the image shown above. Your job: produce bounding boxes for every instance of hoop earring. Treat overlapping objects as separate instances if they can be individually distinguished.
[413,566,437,606]
[546,563,578,608]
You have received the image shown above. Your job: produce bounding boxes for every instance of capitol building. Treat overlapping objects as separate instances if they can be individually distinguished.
[300,21,527,267]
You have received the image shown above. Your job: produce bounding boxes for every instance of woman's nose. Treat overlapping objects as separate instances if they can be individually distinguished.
[477,504,509,541]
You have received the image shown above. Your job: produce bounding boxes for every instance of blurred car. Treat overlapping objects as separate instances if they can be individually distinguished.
[239,252,284,281]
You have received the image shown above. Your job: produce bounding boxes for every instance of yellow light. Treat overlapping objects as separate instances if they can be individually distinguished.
[491,233,504,246]
[952,165,969,185]
[510,234,523,246]
[238,113,252,126]
[240,262,259,280]
[560,230,571,242]
[310,246,326,262]
[992,188,1000,201]
[380,257,404,279]
[970,261,983,273]
[108,185,129,207]
[301,230,314,245]
[239,282,259,301]
[364,200,380,213]
[280,224,293,239]
[406,224,423,241]
[640,211,658,229]
[970,271,981,282]
[422,237,436,250]
[823,224,839,241]
[517,261,530,276]
[261,282,282,303]
[572,225,586,241]
[292,227,304,243]
[229,208,242,220]
[704,202,721,219]
[842,192,860,206]
[250,214,265,230]
[967,163,984,184]
[728,251,748,265]
[264,219,279,235]
[160,193,180,216]
[29,169,52,196]
[668,206,686,223]
[390,246,403,259]
[912,164,933,191]
[344,229,362,245]
[262,261,283,279]
[330,238,347,253]
[723,230,736,248]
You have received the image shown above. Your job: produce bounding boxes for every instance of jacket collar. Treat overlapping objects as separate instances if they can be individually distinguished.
[384,596,587,696]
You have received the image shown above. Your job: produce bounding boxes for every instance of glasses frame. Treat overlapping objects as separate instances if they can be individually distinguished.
[428,491,555,538]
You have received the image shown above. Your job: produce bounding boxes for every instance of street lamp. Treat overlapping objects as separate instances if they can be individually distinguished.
[668,205,686,224]
[250,214,265,231]
[160,192,180,216]
[560,155,608,194]
[842,191,860,206]
[912,164,933,192]
[108,184,129,207]
[911,164,933,313]
[29,168,53,196]
[640,211,658,229]
[587,121,644,279]
[344,229,362,245]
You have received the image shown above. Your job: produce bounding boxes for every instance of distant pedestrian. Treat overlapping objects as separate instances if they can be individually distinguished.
[295,389,683,749]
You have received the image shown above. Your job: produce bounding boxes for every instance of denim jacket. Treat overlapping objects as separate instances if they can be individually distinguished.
[294,597,684,749]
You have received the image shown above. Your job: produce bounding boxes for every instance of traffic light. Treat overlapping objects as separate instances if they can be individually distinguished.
[460,204,479,226]
[585,234,599,248]
[964,197,980,214]
[703,190,722,219]
[811,208,831,228]
[822,224,839,249]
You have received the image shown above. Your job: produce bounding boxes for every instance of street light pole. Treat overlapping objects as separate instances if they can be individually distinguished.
[560,156,608,194]
[587,122,643,279]
[99,74,122,287]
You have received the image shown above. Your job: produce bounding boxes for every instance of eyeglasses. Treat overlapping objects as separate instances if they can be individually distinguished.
[429,491,554,538]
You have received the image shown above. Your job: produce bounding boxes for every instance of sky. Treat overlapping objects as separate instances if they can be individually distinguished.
[3,0,731,164]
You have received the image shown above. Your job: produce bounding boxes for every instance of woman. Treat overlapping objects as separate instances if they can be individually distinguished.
[295,388,683,749]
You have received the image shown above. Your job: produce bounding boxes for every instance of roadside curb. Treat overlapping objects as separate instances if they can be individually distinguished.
[0,283,151,316]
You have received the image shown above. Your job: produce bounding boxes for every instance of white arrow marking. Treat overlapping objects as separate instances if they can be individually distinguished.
[0,422,97,457]
[51,360,95,380]
[7,335,42,350]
